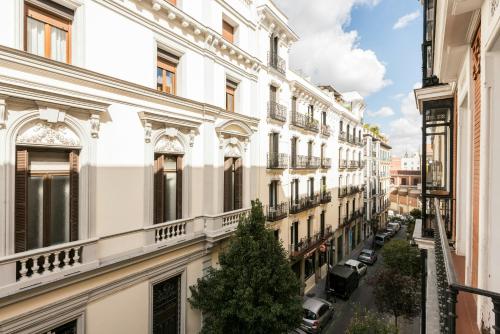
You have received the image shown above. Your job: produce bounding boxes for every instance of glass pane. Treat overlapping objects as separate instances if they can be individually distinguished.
[27,17,45,57]
[166,71,175,94]
[49,176,70,246]
[426,126,450,195]
[164,156,177,170]
[157,68,163,91]
[27,176,44,250]
[50,26,67,62]
[164,172,176,222]
[226,94,234,112]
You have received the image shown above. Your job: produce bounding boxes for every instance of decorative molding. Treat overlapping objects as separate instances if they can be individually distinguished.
[0,97,5,128]
[138,111,202,131]
[144,121,153,143]
[224,138,242,157]
[155,135,184,154]
[492,0,499,16]
[89,114,100,138]
[16,121,81,147]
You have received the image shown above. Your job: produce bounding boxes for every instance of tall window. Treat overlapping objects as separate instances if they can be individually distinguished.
[154,154,183,223]
[321,176,327,194]
[307,216,312,239]
[292,96,297,113]
[224,157,242,212]
[308,177,314,198]
[308,105,314,119]
[153,275,181,334]
[291,137,297,167]
[269,180,278,208]
[322,111,327,126]
[157,50,179,95]
[25,3,73,63]
[291,179,299,204]
[291,221,299,250]
[222,20,234,43]
[320,211,325,236]
[226,80,237,112]
[45,319,78,334]
[15,148,79,252]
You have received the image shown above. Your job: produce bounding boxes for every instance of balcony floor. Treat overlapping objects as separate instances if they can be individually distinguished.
[452,253,479,334]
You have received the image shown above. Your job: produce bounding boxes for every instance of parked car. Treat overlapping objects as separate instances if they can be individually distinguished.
[387,222,401,232]
[290,328,309,334]
[384,227,396,237]
[375,233,390,247]
[358,248,378,265]
[301,298,334,333]
[344,259,368,276]
[325,265,359,299]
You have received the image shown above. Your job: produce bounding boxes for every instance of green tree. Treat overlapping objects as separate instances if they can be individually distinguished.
[188,200,302,334]
[409,208,422,220]
[381,239,421,278]
[369,269,421,329]
[347,308,398,334]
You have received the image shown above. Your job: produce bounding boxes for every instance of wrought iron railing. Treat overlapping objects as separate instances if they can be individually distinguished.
[289,194,320,214]
[321,157,332,169]
[289,226,333,259]
[268,101,287,122]
[266,202,288,222]
[291,155,320,169]
[291,112,319,132]
[321,124,331,137]
[320,191,332,204]
[338,131,347,142]
[267,152,289,169]
[338,187,348,198]
[268,52,286,75]
[339,159,347,170]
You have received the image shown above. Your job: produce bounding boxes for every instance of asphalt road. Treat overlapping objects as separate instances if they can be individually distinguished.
[323,226,408,333]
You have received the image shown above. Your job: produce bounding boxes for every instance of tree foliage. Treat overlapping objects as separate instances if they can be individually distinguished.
[381,239,421,278]
[409,208,422,220]
[369,268,421,328]
[188,200,302,334]
[347,308,399,334]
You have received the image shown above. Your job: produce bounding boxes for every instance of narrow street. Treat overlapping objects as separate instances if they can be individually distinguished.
[306,226,419,333]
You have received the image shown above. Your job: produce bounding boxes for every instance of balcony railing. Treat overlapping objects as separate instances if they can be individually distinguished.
[291,112,319,132]
[289,194,321,214]
[289,226,333,259]
[291,155,320,169]
[348,160,359,169]
[320,191,332,204]
[268,52,286,75]
[267,152,289,169]
[338,187,348,198]
[339,159,347,170]
[266,202,289,222]
[338,131,347,142]
[321,124,331,137]
[431,198,500,334]
[321,157,332,169]
[268,101,287,122]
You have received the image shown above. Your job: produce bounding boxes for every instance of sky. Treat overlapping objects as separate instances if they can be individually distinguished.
[273,0,423,156]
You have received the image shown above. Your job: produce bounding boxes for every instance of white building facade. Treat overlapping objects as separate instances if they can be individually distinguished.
[0,0,368,332]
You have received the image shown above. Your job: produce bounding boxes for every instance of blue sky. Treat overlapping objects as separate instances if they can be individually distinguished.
[274,0,423,156]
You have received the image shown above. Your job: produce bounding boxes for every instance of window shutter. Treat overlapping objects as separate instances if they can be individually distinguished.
[69,150,79,241]
[15,149,28,253]
[154,155,165,224]
[234,158,243,210]
[224,158,233,212]
[222,20,234,43]
[176,155,183,220]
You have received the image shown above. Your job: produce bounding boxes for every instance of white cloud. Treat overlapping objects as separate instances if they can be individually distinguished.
[387,83,422,155]
[368,106,395,118]
[393,11,420,30]
[274,0,390,96]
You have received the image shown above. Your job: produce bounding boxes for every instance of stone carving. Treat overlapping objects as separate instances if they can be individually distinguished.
[17,122,80,146]
[224,143,241,158]
[144,121,152,143]
[0,99,5,128]
[493,0,499,16]
[155,136,184,154]
[90,114,100,138]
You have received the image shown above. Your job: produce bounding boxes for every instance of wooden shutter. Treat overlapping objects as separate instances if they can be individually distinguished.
[234,158,243,210]
[222,20,234,43]
[224,158,233,212]
[154,155,165,224]
[15,149,28,253]
[176,156,183,220]
[471,25,481,288]
[69,150,79,241]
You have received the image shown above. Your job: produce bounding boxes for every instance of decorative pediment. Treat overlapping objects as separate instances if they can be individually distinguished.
[224,137,242,158]
[16,121,80,147]
[155,129,185,154]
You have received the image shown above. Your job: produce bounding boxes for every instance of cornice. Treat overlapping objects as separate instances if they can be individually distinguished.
[290,80,331,111]
[257,4,299,46]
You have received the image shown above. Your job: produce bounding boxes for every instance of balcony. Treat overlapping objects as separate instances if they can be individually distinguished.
[348,160,360,169]
[339,159,347,170]
[267,152,289,169]
[289,226,333,259]
[268,101,287,122]
[321,124,331,137]
[266,202,289,222]
[338,187,348,198]
[321,157,332,169]
[289,194,321,214]
[320,191,332,204]
[291,112,319,133]
[291,155,320,170]
[268,52,286,75]
[338,131,347,142]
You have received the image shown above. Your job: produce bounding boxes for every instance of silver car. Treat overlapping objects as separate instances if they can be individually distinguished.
[344,259,368,276]
[301,297,334,333]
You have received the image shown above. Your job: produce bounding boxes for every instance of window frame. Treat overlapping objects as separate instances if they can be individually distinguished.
[222,20,235,43]
[225,81,237,113]
[157,57,177,95]
[24,3,72,63]
[154,153,183,224]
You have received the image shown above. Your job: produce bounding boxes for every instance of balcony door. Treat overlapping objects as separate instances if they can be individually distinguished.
[224,157,242,212]
[270,35,279,61]
[270,85,277,103]
[291,179,299,205]
[291,221,299,251]
[291,137,297,167]
[269,132,279,159]
[269,181,278,209]
[320,211,325,236]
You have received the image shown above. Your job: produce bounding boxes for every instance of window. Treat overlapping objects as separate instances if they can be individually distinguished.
[320,211,325,236]
[292,96,297,113]
[25,3,72,63]
[154,154,183,224]
[274,229,279,240]
[157,50,179,95]
[308,105,314,119]
[322,111,327,126]
[291,137,297,167]
[43,319,78,334]
[224,157,242,212]
[308,177,314,198]
[269,180,278,208]
[291,179,299,204]
[225,80,237,112]
[15,148,79,253]
[222,20,234,43]
[152,275,181,334]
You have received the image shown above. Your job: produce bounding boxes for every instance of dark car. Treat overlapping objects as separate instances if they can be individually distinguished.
[358,248,378,265]
[325,265,359,299]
